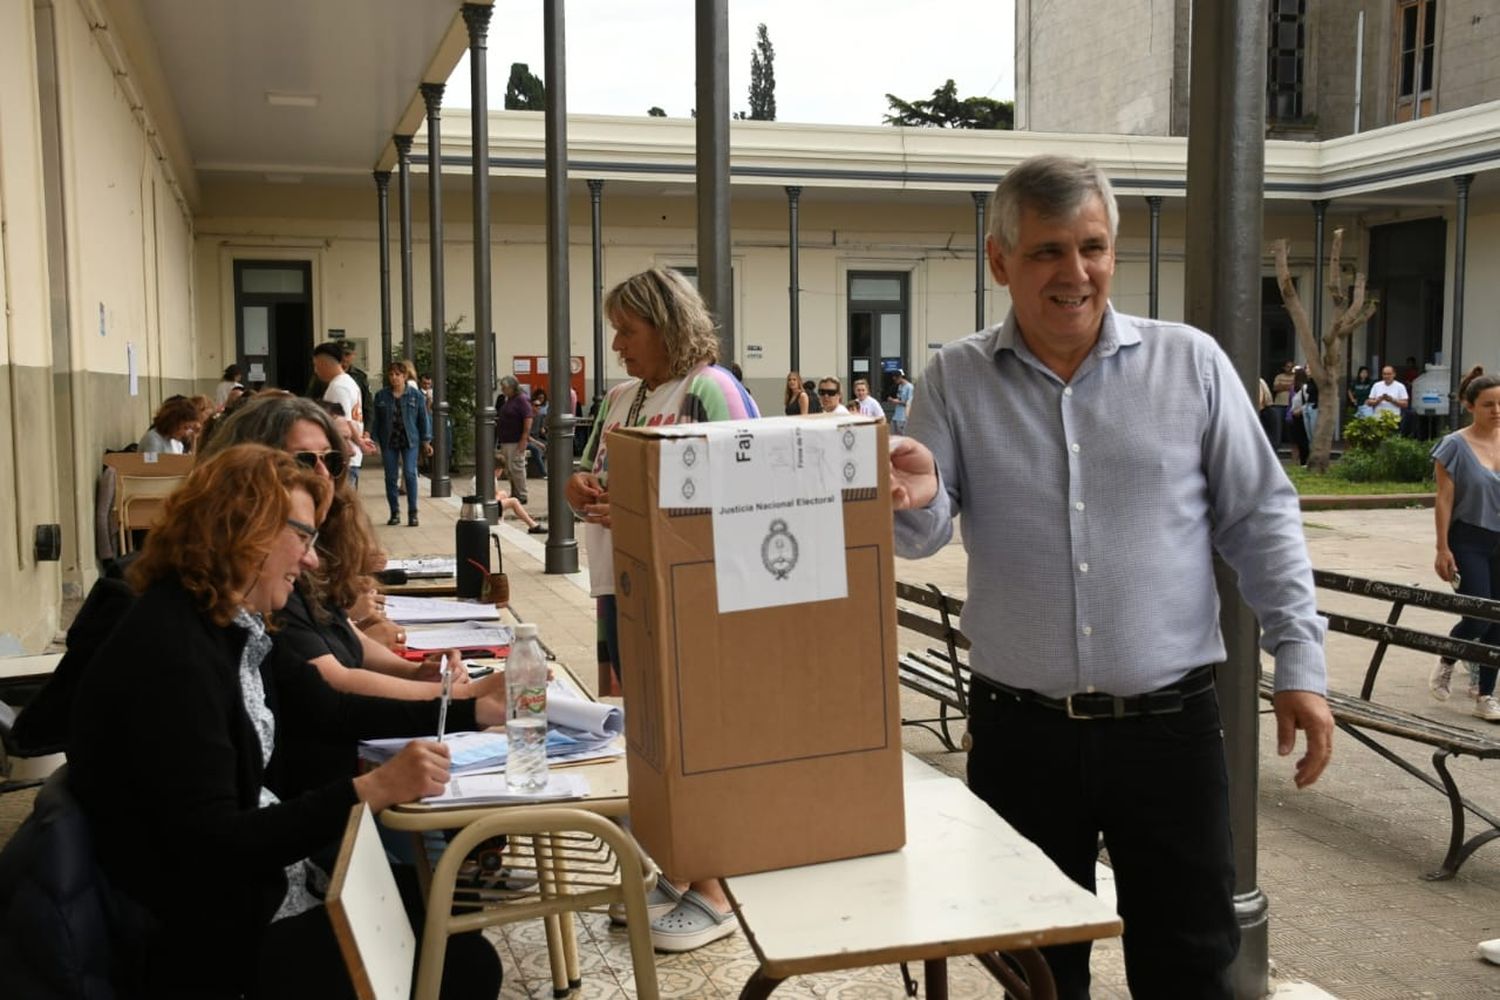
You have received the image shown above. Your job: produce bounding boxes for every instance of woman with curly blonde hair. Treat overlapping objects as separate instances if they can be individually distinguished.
[68,444,504,998]
[565,266,758,952]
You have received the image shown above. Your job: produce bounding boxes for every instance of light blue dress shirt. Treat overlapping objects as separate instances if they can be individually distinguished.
[894,306,1326,698]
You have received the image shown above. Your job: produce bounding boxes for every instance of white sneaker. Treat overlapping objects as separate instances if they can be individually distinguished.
[1474,695,1500,722]
[1431,659,1455,701]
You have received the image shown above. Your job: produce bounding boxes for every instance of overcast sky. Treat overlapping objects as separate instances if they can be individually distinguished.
[442,0,1016,127]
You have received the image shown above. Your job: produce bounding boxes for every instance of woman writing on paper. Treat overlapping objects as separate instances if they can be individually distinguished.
[68,445,505,999]
[565,266,758,953]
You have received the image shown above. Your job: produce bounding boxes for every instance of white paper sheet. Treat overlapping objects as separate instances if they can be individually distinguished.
[707,419,848,613]
[385,595,501,624]
[423,772,589,807]
[402,623,513,651]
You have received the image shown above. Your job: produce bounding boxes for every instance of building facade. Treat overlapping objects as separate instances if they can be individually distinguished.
[1,0,1499,651]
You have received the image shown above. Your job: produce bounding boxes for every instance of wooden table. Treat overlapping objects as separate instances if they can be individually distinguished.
[724,755,1123,1000]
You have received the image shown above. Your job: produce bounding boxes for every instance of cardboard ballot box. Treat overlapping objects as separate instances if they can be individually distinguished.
[607,414,905,881]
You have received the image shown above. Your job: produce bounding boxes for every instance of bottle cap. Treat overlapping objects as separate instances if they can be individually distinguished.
[515,623,538,640]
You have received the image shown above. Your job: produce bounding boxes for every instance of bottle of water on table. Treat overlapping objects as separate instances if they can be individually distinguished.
[505,623,549,792]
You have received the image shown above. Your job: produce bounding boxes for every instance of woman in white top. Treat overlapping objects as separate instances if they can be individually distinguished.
[138,397,201,454]
[213,364,242,409]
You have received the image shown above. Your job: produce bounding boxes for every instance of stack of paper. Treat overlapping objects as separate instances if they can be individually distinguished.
[385,596,501,624]
[401,622,513,653]
[385,557,456,579]
[358,726,622,775]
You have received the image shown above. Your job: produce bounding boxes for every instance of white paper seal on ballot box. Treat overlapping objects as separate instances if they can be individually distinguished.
[652,415,878,613]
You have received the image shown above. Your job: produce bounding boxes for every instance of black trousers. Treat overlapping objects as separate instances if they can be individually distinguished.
[1448,520,1500,697]
[967,676,1237,999]
[250,865,502,1000]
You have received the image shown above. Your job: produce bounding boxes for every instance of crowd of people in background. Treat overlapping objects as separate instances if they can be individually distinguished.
[1255,354,1433,461]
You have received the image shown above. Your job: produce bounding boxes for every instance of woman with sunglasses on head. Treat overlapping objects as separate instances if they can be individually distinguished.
[67,445,503,999]
[200,396,485,703]
[566,267,758,953]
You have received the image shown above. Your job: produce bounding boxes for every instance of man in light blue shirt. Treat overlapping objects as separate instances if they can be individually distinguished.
[886,370,912,433]
[888,155,1333,999]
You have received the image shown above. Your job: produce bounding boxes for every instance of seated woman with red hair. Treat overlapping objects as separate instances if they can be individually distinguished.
[68,444,503,999]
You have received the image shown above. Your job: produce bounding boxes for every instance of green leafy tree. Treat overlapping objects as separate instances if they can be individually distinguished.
[883,80,1013,130]
[413,317,476,465]
[748,23,776,121]
[504,62,545,112]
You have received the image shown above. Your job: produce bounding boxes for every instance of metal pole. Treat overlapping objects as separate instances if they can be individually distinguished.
[543,0,579,574]
[395,135,416,362]
[1146,195,1163,319]
[1449,174,1475,428]
[588,179,604,403]
[1184,1,1269,996]
[972,191,987,330]
[787,185,801,370]
[464,3,498,521]
[421,83,451,499]
[1311,199,1328,349]
[374,170,392,367]
[695,0,733,362]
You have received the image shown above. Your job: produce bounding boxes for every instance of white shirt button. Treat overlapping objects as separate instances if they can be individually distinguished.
[1086,684,1096,693]
[1070,442,1081,453]
[1063,387,1074,397]
[1079,562,1089,573]
[1082,625,1093,636]
[1075,501,1085,511]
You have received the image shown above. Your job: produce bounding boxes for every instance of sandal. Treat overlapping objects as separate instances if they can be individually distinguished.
[649,890,737,952]
[528,523,548,534]
[608,877,682,926]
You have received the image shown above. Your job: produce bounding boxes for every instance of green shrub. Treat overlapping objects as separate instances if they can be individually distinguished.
[1342,411,1400,452]
[1331,436,1433,483]
[412,319,477,465]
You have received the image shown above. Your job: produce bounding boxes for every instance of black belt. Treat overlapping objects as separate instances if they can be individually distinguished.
[971,665,1217,720]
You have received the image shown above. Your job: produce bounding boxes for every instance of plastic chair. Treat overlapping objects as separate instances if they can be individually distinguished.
[413,807,661,1000]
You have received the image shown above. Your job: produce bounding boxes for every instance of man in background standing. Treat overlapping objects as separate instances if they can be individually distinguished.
[313,341,365,486]
[886,369,913,433]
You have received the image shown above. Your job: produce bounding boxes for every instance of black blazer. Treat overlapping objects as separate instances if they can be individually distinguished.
[68,578,475,998]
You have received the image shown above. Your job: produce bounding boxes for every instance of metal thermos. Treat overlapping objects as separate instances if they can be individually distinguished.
[455,495,490,599]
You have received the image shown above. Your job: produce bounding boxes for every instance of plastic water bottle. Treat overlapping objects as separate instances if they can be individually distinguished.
[505,623,549,792]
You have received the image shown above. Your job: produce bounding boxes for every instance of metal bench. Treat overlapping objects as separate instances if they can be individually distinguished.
[895,582,971,752]
[1258,570,1500,880]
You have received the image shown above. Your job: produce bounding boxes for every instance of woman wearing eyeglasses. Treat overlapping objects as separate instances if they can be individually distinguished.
[566,267,758,952]
[199,396,483,705]
[66,445,503,998]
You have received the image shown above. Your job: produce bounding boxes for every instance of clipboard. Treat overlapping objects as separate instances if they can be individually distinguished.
[325,803,415,1000]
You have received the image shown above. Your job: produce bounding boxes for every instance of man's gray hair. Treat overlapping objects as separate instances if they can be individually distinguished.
[987,156,1119,253]
[499,375,520,395]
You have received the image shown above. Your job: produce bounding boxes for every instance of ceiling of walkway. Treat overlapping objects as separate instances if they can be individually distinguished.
[138,0,472,181]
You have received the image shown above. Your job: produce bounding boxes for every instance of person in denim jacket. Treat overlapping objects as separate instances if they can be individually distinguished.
[372,360,432,526]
